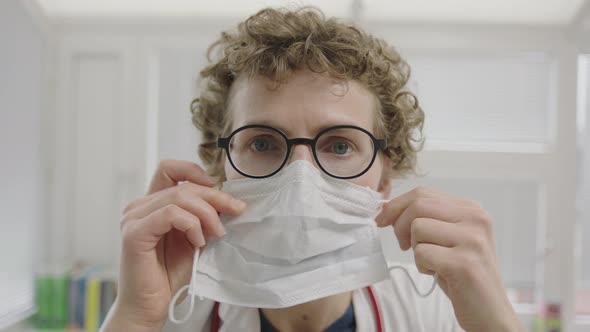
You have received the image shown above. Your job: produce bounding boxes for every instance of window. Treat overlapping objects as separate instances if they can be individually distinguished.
[406,52,556,152]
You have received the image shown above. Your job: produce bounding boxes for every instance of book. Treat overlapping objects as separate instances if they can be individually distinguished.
[34,263,118,331]
[32,265,69,329]
[85,278,101,331]
[99,278,117,325]
[66,271,79,329]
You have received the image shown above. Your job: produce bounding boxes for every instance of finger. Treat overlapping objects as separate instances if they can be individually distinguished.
[190,197,226,237]
[414,263,450,297]
[436,275,449,295]
[194,185,247,216]
[376,187,480,227]
[124,183,242,237]
[148,159,216,194]
[415,261,435,275]
[393,198,468,250]
[125,193,225,238]
[410,217,459,249]
[128,205,206,250]
[376,187,424,226]
[130,182,245,219]
[413,242,452,277]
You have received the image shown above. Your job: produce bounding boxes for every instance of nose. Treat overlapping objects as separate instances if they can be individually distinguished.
[287,143,315,165]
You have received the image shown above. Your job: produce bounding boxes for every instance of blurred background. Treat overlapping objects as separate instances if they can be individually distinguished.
[1,0,589,331]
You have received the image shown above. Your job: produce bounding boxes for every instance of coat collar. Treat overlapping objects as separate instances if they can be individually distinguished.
[216,288,377,332]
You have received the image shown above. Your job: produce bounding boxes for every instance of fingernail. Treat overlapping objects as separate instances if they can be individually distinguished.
[197,233,206,247]
[400,240,409,251]
[217,224,226,237]
[232,199,247,211]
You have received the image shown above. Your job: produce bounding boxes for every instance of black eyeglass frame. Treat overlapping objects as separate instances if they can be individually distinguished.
[217,124,387,179]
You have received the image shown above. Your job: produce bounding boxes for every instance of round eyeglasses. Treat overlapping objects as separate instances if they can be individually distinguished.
[217,124,386,179]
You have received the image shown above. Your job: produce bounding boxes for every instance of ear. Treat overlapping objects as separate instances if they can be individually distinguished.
[377,157,393,199]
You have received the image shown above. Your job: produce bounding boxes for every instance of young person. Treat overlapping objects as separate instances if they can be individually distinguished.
[102,7,523,332]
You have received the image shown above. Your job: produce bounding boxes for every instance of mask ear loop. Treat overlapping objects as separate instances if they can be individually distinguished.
[388,265,438,297]
[377,199,438,298]
[168,247,202,324]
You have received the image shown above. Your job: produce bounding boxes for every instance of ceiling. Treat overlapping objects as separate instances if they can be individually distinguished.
[34,0,588,25]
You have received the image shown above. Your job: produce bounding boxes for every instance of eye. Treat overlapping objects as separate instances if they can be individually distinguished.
[249,136,274,152]
[330,141,352,155]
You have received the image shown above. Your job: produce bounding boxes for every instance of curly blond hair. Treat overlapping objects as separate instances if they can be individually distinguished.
[192,6,424,179]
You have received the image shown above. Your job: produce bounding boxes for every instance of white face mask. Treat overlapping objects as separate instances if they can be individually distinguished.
[169,161,437,323]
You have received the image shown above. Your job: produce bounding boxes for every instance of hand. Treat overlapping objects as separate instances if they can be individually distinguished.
[375,187,524,332]
[101,160,246,331]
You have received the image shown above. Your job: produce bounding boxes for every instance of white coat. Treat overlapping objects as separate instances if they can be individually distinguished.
[163,264,464,332]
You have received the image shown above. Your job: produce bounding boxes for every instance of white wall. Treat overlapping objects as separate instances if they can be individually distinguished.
[0,0,47,328]
[578,54,590,286]
[39,19,581,331]
[0,1,579,328]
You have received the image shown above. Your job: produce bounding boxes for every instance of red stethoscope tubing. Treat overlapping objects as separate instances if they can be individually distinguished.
[210,286,383,332]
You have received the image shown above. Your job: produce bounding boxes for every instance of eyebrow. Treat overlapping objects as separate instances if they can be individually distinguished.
[241,119,370,137]
[242,120,292,135]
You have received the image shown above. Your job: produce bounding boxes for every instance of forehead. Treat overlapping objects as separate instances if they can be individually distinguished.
[227,71,377,136]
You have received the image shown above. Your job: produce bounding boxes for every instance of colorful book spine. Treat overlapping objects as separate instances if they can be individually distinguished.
[32,275,52,328]
[67,275,79,329]
[85,278,101,331]
[52,274,69,327]
[33,264,118,331]
[99,279,116,325]
[32,270,69,329]
[75,277,86,328]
